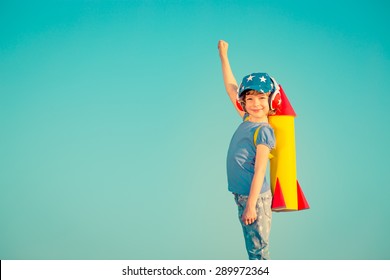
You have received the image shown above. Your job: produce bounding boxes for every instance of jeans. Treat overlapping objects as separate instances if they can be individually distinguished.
[234,190,272,260]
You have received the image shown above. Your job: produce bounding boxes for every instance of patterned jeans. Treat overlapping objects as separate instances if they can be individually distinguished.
[234,190,272,260]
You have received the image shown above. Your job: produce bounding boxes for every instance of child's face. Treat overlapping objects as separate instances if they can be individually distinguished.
[245,93,270,121]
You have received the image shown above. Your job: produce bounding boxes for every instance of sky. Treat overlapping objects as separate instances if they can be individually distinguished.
[1,0,389,260]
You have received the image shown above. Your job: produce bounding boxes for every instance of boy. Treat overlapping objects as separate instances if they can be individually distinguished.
[218,40,276,260]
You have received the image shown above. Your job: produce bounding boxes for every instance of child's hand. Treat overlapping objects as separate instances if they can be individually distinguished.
[218,40,229,57]
[241,205,257,225]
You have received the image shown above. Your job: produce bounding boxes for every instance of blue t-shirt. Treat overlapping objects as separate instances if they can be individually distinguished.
[226,114,276,195]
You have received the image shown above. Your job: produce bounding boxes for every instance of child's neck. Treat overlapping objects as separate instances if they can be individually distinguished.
[248,115,268,123]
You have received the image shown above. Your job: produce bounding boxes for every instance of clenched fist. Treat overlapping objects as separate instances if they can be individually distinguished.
[218,40,229,57]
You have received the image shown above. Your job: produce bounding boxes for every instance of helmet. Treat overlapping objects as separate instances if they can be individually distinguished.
[237,72,281,111]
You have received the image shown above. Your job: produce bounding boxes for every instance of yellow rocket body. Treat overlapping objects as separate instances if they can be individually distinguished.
[269,116,298,210]
[268,85,309,211]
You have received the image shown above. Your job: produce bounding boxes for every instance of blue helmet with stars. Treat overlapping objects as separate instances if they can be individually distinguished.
[238,72,274,99]
[237,72,281,111]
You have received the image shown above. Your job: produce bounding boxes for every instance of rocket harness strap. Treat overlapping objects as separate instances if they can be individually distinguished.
[253,125,274,159]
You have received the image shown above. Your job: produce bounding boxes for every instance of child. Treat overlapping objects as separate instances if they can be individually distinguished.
[218,40,276,260]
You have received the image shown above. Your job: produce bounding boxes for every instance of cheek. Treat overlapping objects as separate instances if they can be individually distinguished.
[244,101,253,107]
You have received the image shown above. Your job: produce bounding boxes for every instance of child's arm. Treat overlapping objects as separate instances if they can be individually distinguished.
[241,144,270,225]
[218,40,245,117]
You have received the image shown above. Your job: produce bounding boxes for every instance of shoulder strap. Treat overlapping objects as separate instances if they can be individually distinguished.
[253,125,263,147]
[253,125,274,159]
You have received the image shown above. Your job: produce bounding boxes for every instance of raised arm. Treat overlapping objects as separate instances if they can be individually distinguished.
[218,40,245,117]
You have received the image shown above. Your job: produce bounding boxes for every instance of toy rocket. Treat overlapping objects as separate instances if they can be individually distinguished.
[268,85,310,211]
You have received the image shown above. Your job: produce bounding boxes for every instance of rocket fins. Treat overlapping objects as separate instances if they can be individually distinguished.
[271,178,286,210]
[297,181,310,210]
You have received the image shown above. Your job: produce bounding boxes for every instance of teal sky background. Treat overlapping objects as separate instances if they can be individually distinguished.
[1,0,389,260]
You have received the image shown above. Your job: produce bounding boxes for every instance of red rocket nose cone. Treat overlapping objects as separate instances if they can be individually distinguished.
[273,85,296,116]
